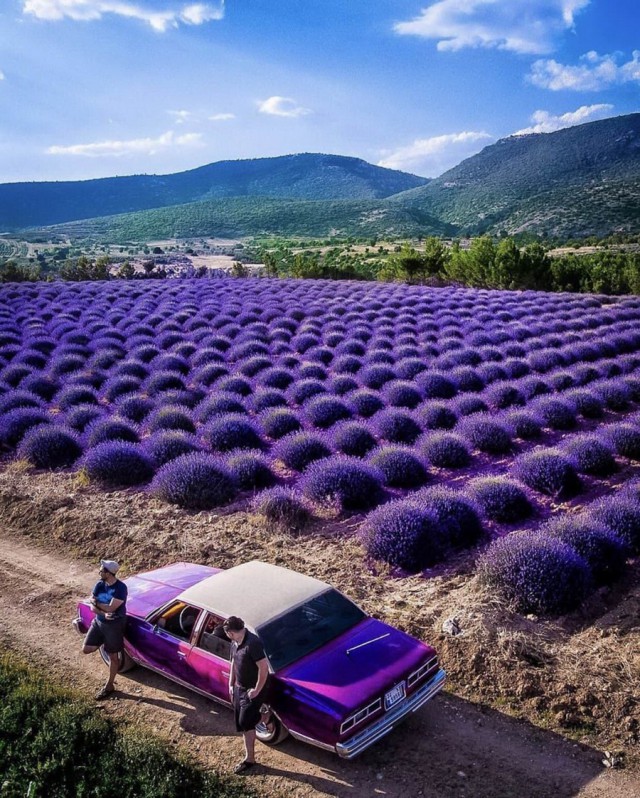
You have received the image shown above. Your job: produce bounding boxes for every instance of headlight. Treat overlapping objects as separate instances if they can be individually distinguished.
[407,655,438,688]
[340,697,382,735]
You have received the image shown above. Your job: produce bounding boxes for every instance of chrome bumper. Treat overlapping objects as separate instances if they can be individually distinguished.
[335,667,446,759]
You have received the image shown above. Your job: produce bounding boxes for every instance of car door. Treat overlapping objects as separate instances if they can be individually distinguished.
[136,600,202,684]
[185,612,233,704]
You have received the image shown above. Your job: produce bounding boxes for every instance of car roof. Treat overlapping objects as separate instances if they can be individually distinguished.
[177,560,332,628]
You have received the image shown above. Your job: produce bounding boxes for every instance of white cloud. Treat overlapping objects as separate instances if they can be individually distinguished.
[168,109,194,124]
[528,50,640,91]
[394,0,590,55]
[0,71,4,81]
[257,96,311,118]
[22,1,225,32]
[513,104,613,135]
[46,130,203,157]
[209,112,235,121]
[378,131,494,176]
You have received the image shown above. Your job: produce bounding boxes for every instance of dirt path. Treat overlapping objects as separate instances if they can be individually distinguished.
[1,529,637,798]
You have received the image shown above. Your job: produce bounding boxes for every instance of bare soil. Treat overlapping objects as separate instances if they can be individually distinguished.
[0,464,638,798]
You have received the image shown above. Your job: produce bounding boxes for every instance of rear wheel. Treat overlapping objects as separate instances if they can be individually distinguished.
[255,713,289,746]
[99,646,136,673]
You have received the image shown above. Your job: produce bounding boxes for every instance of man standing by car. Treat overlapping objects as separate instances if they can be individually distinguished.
[224,615,270,774]
[81,559,128,700]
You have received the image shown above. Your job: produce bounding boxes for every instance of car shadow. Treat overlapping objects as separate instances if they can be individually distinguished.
[115,664,626,798]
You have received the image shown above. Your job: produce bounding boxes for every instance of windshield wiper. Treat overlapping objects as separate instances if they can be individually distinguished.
[346,633,390,656]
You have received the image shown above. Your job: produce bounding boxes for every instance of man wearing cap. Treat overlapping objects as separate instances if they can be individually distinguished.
[224,615,270,774]
[81,559,128,700]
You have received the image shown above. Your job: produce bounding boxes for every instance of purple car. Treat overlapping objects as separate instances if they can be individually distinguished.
[73,560,445,758]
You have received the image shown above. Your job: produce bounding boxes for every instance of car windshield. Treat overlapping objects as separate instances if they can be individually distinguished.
[258,588,366,671]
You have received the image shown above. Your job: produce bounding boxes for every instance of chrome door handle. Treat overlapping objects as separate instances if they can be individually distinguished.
[177,651,187,658]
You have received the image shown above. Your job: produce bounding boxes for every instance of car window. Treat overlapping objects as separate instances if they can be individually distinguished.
[195,613,232,661]
[258,589,366,671]
[155,601,201,642]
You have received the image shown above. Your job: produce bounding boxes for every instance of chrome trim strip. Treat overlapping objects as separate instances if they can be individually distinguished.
[335,668,446,759]
[135,660,233,708]
[288,729,336,753]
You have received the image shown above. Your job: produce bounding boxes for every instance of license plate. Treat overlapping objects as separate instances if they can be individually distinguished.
[384,681,406,710]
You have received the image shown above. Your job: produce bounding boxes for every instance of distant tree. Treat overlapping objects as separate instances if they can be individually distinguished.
[117,260,135,279]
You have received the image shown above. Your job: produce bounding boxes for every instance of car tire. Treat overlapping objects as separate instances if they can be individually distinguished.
[255,714,289,746]
[99,645,136,673]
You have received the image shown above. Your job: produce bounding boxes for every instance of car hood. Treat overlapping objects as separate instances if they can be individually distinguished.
[278,617,435,716]
[125,563,219,620]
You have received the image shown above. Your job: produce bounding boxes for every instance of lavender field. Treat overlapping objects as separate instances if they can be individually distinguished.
[2,278,640,615]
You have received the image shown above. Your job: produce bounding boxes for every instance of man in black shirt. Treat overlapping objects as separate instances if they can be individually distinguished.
[224,615,269,774]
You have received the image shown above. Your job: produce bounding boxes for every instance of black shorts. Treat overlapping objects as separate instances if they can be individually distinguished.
[233,687,265,733]
[84,617,126,654]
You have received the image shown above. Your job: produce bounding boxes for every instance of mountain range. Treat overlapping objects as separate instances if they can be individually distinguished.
[2,112,639,241]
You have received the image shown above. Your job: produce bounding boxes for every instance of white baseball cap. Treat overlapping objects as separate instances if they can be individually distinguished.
[100,559,120,575]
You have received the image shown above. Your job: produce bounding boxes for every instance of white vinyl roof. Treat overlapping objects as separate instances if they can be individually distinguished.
[178,560,331,629]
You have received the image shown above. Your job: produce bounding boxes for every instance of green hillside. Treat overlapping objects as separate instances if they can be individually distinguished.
[0,153,428,230]
[37,195,455,242]
[390,113,640,237]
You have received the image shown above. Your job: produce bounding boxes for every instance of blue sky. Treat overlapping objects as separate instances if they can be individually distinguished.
[0,0,638,183]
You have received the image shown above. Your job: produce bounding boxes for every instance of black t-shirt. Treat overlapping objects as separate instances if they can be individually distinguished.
[232,630,266,689]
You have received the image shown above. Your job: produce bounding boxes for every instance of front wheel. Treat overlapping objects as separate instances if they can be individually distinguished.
[255,713,289,746]
[99,645,136,673]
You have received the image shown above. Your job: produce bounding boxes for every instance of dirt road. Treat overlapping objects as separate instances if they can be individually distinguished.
[1,529,637,798]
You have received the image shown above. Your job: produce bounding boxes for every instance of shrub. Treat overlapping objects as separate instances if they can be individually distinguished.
[478,531,592,615]
[250,388,288,413]
[101,375,141,402]
[419,432,471,469]
[456,415,513,454]
[396,357,428,380]
[151,453,237,509]
[258,367,295,390]
[564,389,604,419]
[305,395,352,429]
[20,375,60,402]
[65,404,105,432]
[453,395,489,416]
[204,415,263,453]
[0,389,45,412]
[274,431,332,471]
[416,371,457,399]
[368,446,429,488]
[54,385,100,410]
[348,389,384,418]
[518,376,552,399]
[532,398,577,430]
[484,383,526,409]
[301,456,384,512]
[297,362,327,381]
[145,370,186,395]
[196,392,246,422]
[251,486,312,534]
[413,486,484,549]
[590,497,640,554]
[144,430,201,467]
[17,425,83,469]
[417,401,458,430]
[602,424,640,460]
[383,380,422,409]
[512,448,581,498]
[226,450,276,490]
[542,515,628,586]
[85,417,140,447]
[505,410,543,440]
[450,367,484,393]
[0,407,51,448]
[83,442,155,487]
[563,435,618,476]
[592,379,632,411]
[329,375,359,396]
[467,477,533,523]
[372,408,422,444]
[359,363,396,390]
[146,405,196,434]
[193,363,229,387]
[362,501,446,572]
[331,421,377,457]
[260,407,302,439]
